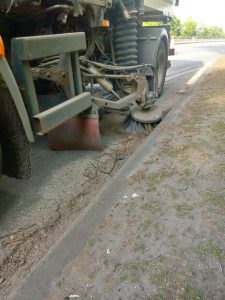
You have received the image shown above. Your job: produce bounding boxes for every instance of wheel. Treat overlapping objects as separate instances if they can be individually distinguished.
[0,144,2,178]
[0,81,31,179]
[148,40,168,97]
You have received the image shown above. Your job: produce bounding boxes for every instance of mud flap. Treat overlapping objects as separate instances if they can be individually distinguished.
[47,105,103,151]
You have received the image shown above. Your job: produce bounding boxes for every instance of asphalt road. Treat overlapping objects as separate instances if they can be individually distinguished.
[162,41,225,109]
[1,41,225,298]
[1,41,225,241]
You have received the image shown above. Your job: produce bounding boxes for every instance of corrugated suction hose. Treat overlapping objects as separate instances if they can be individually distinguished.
[114,0,138,66]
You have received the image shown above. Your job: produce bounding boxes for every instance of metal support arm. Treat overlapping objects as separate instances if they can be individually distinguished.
[0,58,34,142]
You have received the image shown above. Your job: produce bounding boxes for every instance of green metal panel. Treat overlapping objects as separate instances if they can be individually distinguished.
[70,52,83,95]
[21,61,40,117]
[0,57,34,142]
[144,0,175,16]
[65,53,76,98]
[12,32,86,61]
[33,92,92,135]
[11,32,88,135]
[144,0,174,9]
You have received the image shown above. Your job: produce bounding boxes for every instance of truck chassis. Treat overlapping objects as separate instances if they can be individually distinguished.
[0,0,175,178]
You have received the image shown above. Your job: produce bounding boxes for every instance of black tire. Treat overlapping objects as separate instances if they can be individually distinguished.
[0,144,2,178]
[0,80,31,179]
[148,40,168,97]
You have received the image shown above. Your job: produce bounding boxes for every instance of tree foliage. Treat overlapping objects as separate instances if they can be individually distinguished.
[170,16,183,37]
[197,25,225,38]
[170,17,225,38]
[182,17,198,37]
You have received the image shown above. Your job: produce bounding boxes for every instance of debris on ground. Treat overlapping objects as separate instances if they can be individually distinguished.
[0,132,146,299]
[43,57,225,299]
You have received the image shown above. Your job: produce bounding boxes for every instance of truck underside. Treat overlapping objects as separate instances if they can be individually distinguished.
[0,0,175,178]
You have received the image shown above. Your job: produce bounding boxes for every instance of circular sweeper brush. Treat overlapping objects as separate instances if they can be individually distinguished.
[123,105,162,133]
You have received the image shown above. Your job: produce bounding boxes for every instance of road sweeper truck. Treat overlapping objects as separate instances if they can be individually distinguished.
[0,0,178,179]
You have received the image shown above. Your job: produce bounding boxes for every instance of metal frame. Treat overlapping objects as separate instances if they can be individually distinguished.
[0,57,34,142]
[11,32,92,135]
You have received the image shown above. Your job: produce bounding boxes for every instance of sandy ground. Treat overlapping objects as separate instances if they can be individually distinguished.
[0,124,148,297]
[43,57,225,299]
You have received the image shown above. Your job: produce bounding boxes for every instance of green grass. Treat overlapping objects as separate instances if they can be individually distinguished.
[127,206,135,215]
[215,162,225,175]
[148,176,159,192]
[143,159,156,165]
[148,169,173,191]
[88,238,96,248]
[212,121,225,133]
[212,90,225,98]
[170,187,178,199]
[214,145,225,155]
[204,191,225,209]
[184,167,191,176]
[142,201,161,214]
[150,259,202,299]
[160,170,173,179]
[151,266,171,286]
[131,170,147,182]
[165,140,209,160]
[165,145,188,157]
[150,259,188,292]
[139,219,152,232]
[117,260,152,284]
[189,140,209,150]
[134,243,145,252]
[207,240,225,260]
[173,203,194,218]
[181,158,192,166]
[130,261,149,273]
[186,240,225,261]
[165,140,209,158]
[121,256,201,299]
[182,285,203,300]
[152,293,168,300]
[120,271,131,282]
[191,244,208,260]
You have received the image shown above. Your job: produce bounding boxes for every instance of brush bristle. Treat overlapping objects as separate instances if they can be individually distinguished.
[123,115,150,133]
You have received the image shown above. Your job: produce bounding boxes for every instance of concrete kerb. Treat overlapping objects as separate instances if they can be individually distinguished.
[175,39,225,45]
[9,62,215,300]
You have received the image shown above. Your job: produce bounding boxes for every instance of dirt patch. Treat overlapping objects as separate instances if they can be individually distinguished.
[43,57,225,299]
[0,131,146,298]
